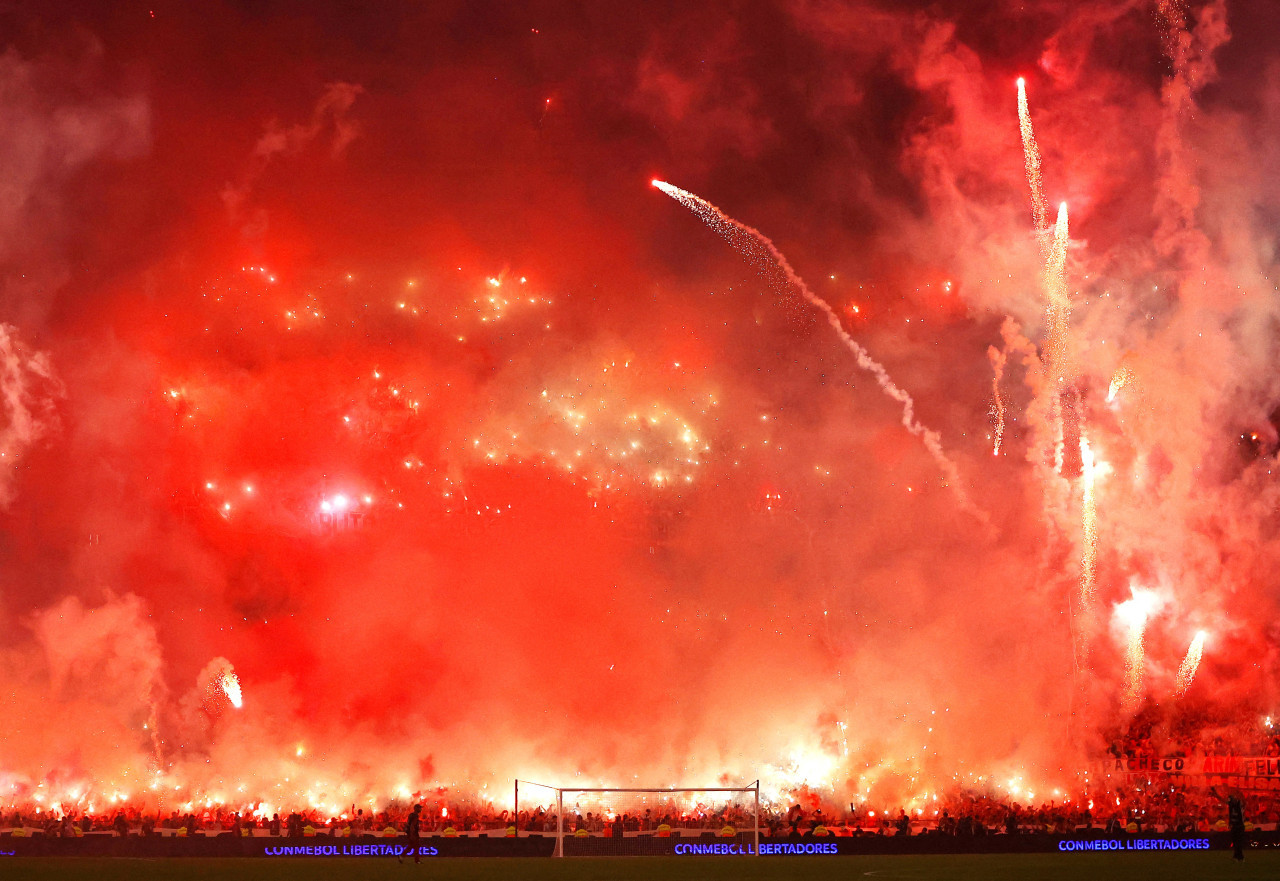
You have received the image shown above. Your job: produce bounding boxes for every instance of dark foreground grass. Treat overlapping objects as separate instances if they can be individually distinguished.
[4,852,1278,881]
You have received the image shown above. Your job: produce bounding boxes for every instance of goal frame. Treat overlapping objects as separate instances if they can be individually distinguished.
[515,780,760,857]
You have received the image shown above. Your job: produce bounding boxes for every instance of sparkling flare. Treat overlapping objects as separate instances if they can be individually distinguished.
[220,669,243,709]
[1174,631,1207,698]
[1114,587,1162,714]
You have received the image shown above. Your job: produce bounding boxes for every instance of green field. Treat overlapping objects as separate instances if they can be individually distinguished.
[4,853,1278,881]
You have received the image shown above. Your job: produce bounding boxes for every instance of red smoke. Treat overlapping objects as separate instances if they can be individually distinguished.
[1,0,1280,816]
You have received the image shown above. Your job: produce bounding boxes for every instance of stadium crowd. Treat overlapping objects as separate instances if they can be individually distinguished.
[0,782,1271,840]
[1103,711,1280,761]
[3,718,1277,839]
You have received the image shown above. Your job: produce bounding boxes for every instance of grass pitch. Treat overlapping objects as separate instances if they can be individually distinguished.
[4,852,1279,881]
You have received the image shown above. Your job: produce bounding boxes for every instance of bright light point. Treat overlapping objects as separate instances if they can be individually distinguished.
[1080,438,1112,481]
[650,179,661,187]
[1017,76,1025,88]
[1113,585,1163,631]
[220,669,242,708]
[333,494,349,511]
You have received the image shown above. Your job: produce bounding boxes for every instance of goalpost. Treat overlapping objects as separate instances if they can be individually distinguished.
[514,780,760,857]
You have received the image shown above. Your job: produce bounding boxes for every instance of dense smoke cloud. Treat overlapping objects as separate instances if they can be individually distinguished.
[1,0,1280,817]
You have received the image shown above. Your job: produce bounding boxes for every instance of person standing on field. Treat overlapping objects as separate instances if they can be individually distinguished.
[1210,786,1246,862]
[399,803,423,864]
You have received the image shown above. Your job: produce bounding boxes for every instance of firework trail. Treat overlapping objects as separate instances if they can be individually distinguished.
[653,180,981,519]
[987,345,1006,456]
[1115,587,1161,715]
[1017,78,1049,241]
[1043,202,1071,378]
[146,696,164,773]
[1079,437,1100,608]
[1122,629,1145,715]
[1152,0,1226,269]
[1174,631,1207,697]
[1017,78,1073,475]
[1042,203,1071,474]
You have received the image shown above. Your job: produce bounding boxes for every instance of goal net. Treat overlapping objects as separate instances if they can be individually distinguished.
[515,781,760,857]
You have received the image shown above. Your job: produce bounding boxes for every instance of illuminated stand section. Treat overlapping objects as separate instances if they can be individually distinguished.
[515,781,760,857]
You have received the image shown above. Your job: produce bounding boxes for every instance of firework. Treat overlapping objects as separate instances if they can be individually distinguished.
[653,180,982,519]
[1029,200,1073,477]
[1078,437,1100,610]
[1016,78,1049,240]
[201,658,244,716]
[1106,366,1134,403]
[987,345,1006,456]
[1174,631,1207,697]
[1018,74,1074,480]
[1043,202,1071,382]
[1114,587,1162,715]
[221,669,243,709]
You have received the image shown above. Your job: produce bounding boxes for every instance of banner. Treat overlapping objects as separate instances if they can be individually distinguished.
[0,831,1259,858]
[1102,755,1280,782]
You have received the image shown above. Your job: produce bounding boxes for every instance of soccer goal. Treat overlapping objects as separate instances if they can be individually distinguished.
[514,780,760,857]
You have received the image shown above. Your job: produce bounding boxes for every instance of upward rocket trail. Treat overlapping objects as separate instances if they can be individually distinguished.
[1019,83,1075,473]
[987,344,1006,456]
[1045,202,1072,474]
[1017,78,1049,241]
[653,180,982,520]
[1079,436,1099,608]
